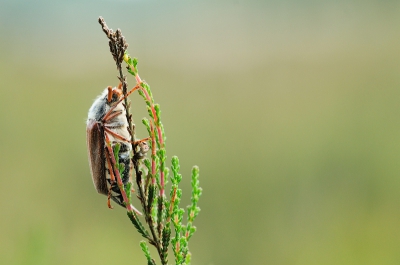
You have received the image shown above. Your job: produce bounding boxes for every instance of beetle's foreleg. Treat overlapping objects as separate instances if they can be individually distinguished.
[102,84,141,122]
[102,109,123,123]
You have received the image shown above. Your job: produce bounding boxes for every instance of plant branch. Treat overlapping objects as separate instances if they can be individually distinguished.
[98,16,166,265]
[97,17,201,265]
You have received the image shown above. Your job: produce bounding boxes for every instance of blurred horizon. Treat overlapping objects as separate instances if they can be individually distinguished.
[1,1,400,264]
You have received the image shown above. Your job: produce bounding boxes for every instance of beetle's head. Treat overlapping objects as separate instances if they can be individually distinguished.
[107,83,123,104]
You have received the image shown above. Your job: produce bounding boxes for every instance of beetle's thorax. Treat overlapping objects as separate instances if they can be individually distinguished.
[87,87,131,144]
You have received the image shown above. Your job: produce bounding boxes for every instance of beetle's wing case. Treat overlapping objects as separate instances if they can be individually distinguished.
[87,89,109,195]
[86,119,108,195]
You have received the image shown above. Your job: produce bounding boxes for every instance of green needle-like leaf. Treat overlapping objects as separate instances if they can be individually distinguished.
[127,211,150,240]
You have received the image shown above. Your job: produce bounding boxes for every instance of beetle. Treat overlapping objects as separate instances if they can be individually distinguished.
[86,83,147,212]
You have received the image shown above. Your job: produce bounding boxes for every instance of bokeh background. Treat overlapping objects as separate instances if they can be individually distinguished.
[1,0,400,264]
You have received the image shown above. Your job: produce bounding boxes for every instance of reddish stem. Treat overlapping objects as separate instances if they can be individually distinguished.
[150,122,156,185]
[159,174,165,197]
[142,87,158,125]
[136,73,165,197]
[176,241,180,255]
[166,187,177,223]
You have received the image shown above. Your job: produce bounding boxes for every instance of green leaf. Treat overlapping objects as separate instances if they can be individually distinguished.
[157,149,166,172]
[117,162,125,174]
[161,225,171,264]
[190,166,201,207]
[154,104,161,125]
[163,167,169,186]
[127,66,136,76]
[144,158,151,172]
[142,118,151,135]
[127,211,150,239]
[112,143,121,164]
[147,106,154,119]
[124,182,132,202]
[185,252,192,265]
[138,88,146,100]
[171,156,180,173]
[160,123,166,144]
[171,156,182,185]
[157,196,164,234]
[141,82,153,102]
[132,57,138,68]
[147,184,156,215]
[151,196,158,225]
[140,241,156,265]
[140,241,150,259]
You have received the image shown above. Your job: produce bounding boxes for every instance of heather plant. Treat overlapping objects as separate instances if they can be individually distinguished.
[96,17,202,265]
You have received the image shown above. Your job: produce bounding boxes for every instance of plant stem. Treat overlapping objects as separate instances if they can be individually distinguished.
[139,86,165,197]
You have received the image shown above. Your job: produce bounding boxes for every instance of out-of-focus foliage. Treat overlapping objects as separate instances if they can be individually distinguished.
[0,1,399,264]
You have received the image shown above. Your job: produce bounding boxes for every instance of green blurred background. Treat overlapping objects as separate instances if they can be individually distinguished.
[1,0,400,264]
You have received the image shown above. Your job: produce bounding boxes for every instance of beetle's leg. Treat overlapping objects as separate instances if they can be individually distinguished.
[103,109,123,123]
[121,84,140,98]
[107,190,113,208]
[104,125,150,158]
[104,146,117,209]
[102,84,140,122]
[104,134,126,209]
[104,127,133,143]
[104,133,142,215]
[134,137,151,145]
